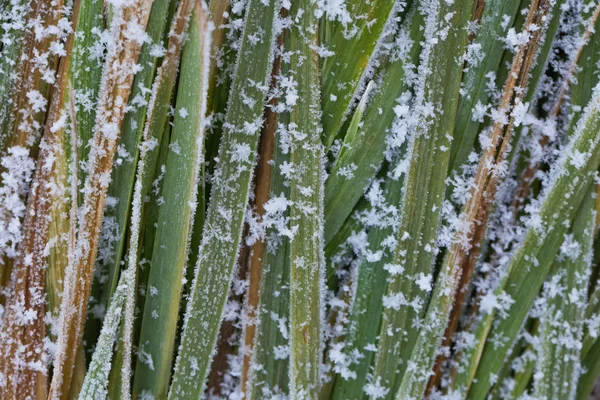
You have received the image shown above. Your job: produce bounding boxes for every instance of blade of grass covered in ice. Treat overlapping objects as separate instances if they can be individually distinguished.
[0,0,29,148]
[132,2,210,397]
[285,1,325,397]
[69,0,106,359]
[168,0,279,397]
[0,28,73,397]
[582,276,600,357]
[453,84,600,399]
[533,192,594,400]
[0,0,60,153]
[78,268,130,400]
[246,114,292,400]
[329,174,402,400]
[106,0,199,396]
[183,0,231,280]
[577,334,600,399]
[396,0,556,395]
[49,1,153,397]
[93,0,173,318]
[0,0,63,292]
[324,10,424,245]
[240,54,280,396]
[448,0,523,172]
[70,0,105,195]
[368,0,472,395]
[320,0,399,148]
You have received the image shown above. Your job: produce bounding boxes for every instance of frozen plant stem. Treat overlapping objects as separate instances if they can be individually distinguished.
[286,0,326,398]
[407,0,558,394]
[132,0,210,396]
[168,0,279,397]
[370,0,472,396]
[49,1,153,397]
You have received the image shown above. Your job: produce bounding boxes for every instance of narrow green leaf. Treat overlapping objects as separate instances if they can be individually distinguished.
[0,0,29,147]
[168,0,279,397]
[324,9,424,245]
[70,0,105,194]
[369,0,472,396]
[320,0,398,147]
[78,269,130,400]
[456,84,600,399]
[132,2,210,396]
[577,334,600,399]
[286,1,325,398]
[533,192,594,399]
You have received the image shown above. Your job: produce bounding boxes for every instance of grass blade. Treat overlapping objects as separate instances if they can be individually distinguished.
[454,82,600,399]
[285,1,325,397]
[577,334,600,399]
[78,268,130,399]
[323,8,424,245]
[0,0,29,148]
[132,1,209,396]
[49,1,153,396]
[168,0,279,397]
[369,0,472,395]
[533,191,594,399]
[71,0,105,194]
[320,0,398,148]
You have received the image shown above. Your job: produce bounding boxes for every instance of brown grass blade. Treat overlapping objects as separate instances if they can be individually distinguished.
[48,1,153,397]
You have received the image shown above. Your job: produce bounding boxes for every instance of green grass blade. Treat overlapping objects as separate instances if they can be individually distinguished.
[70,0,105,195]
[78,269,130,400]
[448,0,522,172]
[168,0,279,397]
[0,0,28,147]
[369,0,472,395]
[329,175,402,399]
[577,334,600,399]
[458,84,600,399]
[323,9,424,245]
[286,1,325,397]
[247,116,292,400]
[320,0,398,148]
[93,0,173,319]
[533,192,594,399]
[132,3,210,397]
